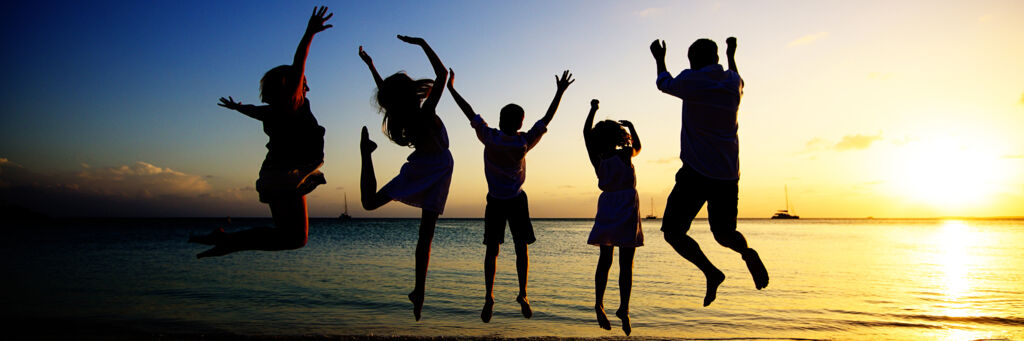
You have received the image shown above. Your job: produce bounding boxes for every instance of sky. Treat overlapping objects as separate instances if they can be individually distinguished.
[1,0,1022,218]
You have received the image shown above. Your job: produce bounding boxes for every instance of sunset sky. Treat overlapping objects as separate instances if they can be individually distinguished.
[1,0,1022,218]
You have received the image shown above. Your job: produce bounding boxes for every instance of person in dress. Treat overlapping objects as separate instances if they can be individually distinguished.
[447,68,574,322]
[357,35,451,321]
[189,7,332,259]
[582,99,643,336]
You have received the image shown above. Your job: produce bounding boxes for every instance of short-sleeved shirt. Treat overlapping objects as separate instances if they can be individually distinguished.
[471,114,548,199]
[656,64,743,180]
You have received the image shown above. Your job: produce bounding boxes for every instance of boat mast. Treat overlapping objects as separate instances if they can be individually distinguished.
[344,193,349,215]
[784,185,790,212]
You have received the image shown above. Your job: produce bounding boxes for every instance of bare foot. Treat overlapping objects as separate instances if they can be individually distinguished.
[704,269,725,307]
[743,248,769,290]
[360,126,377,155]
[615,308,631,336]
[481,297,494,323]
[595,304,611,330]
[188,228,226,245]
[516,294,532,319]
[408,290,424,321]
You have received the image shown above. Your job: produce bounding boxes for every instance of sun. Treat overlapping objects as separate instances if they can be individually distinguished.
[887,138,1004,212]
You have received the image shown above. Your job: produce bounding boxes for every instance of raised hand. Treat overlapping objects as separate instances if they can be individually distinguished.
[306,6,333,34]
[446,68,455,90]
[359,46,372,64]
[218,96,243,110]
[555,70,575,92]
[397,35,427,46]
[726,37,737,57]
[650,39,666,59]
[618,120,633,128]
[591,99,600,110]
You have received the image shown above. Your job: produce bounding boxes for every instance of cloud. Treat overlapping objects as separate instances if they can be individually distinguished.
[787,32,829,47]
[834,133,883,151]
[648,157,679,164]
[0,159,259,217]
[634,7,664,17]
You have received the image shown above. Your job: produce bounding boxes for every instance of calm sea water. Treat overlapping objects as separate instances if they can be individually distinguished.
[2,218,1023,340]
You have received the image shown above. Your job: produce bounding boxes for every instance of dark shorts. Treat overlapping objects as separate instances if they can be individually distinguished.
[483,191,535,245]
[661,165,738,236]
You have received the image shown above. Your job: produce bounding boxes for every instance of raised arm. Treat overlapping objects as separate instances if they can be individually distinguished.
[218,96,272,121]
[650,39,668,75]
[539,70,574,126]
[726,37,738,73]
[446,68,476,121]
[397,35,447,112]
[620,120,641,157]
[583,99,601,170]
[290,7,333,103]
[358,46,384,88]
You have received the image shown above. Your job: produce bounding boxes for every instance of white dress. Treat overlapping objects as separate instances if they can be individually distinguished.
[587,155,644,247]
[380,120,454,214]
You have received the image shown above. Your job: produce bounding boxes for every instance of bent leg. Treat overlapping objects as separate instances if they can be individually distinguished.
[196,196,309,258]
[360,126,391,210]
[409,209,439,321]
[594,246,613,330]
[662,167,724,306]
[708,180,768,289]
[616,246,635,335]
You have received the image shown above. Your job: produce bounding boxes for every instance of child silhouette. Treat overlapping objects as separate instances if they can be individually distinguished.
[448,68,574,322]
[358,35,451,321]
[190,7,332,259]
[583,99,644,336]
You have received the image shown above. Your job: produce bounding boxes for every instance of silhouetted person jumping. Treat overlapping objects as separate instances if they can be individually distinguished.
[583,99,643,336]
[448,68,574,323]
[358,36,451,321]
[189,7,332,258]
[650,37,768,306]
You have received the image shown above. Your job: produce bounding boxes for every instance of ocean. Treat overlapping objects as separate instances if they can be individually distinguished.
[2,218,1023,340]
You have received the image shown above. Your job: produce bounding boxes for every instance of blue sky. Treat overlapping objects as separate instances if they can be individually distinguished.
[2,1,1023,217]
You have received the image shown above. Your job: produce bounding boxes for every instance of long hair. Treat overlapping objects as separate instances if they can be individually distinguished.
[375,73,434,147]
[260,65,304,111]
[591,120,631,155]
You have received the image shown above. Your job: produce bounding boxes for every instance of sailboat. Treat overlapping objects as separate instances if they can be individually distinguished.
[770,185,800,219]
[339,193,353,220]
[644,197,658,220]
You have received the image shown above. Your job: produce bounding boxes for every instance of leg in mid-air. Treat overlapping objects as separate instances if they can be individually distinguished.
[514,241,532,318]
[708,180,768,290]
[594,245,613,330]
[408,209,439,321]
[481,243,499,322]
[191,196,309,258]
[616,246,636,335]
[661,168,724,306]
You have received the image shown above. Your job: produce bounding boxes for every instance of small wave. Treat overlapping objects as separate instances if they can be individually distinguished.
[899,314,1024,326]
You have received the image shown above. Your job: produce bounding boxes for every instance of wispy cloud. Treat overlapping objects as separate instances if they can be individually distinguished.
[648,157,679,164]
[787,32,829,47]
[834,133,883,151]
[634,7,664,17]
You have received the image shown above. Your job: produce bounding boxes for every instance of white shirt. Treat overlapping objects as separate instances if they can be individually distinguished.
[656,64,744,180]
[471,114,548,199]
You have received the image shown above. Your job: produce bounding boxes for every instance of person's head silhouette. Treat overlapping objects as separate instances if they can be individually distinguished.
[498,104,525,134]
[688,38,719,70]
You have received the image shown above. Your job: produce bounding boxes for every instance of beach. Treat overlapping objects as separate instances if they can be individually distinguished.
[3,218,1023,340]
